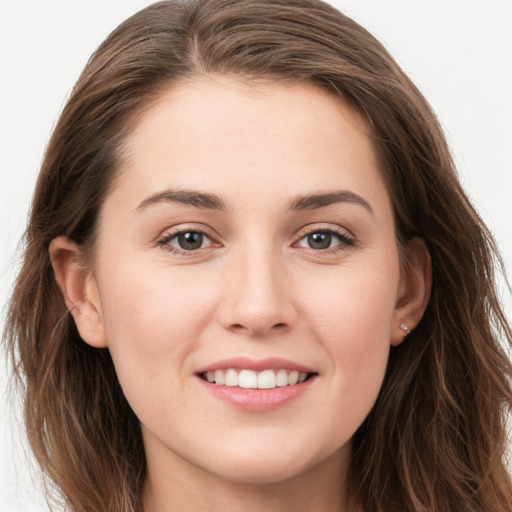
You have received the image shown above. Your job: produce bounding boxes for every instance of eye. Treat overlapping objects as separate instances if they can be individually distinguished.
[296,229,355,251]
[158,230,214,252]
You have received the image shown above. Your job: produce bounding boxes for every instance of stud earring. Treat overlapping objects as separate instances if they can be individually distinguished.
[399,321,410,337]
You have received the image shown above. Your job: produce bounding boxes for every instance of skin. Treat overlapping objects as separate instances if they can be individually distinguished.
[51,77,430,512]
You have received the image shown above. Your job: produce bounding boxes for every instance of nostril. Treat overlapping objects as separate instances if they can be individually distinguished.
[227,321,289,336]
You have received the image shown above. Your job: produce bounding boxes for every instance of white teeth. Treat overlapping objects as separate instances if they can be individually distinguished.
[214,369,225,385]
[276,369,289,387]
[224,368,238,387]
[288,370,299,385]
[257,369,276,389]
[238,369,257,388]
[203,368,311,389]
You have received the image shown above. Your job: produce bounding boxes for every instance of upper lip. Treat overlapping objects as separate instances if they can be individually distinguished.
[196,357,317,374]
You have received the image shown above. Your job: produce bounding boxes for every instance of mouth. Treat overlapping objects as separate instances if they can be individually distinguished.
[199,368,315,389]
[196,359,318,410]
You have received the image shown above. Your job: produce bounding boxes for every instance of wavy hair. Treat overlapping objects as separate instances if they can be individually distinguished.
[4,1,512,510]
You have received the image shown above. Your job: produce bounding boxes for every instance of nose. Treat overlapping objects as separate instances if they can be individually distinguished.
[218,245,297,337]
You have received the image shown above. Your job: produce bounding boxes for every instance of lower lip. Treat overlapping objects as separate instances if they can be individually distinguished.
[198,376,316,412]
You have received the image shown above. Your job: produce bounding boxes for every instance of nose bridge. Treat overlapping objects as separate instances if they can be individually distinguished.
[220,236,295,335]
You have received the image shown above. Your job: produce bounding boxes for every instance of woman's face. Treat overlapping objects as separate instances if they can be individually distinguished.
[70,78,416,486]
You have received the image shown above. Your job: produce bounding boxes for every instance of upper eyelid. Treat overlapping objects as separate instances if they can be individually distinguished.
[294,223,355,238]
[159,223,218,239]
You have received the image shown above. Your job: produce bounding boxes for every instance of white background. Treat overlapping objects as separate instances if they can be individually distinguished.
[1,1,511,510]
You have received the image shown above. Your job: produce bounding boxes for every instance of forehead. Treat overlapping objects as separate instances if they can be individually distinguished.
[124,76,370,157]
[109,76,389,215]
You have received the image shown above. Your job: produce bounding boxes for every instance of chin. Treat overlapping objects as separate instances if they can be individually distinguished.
[210,460,312,485]
[199,441,345,486]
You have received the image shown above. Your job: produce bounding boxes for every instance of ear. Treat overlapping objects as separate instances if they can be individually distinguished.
[49,236,108,348]
[391,238,432,346]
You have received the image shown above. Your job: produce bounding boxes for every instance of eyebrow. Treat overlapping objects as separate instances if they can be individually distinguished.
[288,190,373,214]
[135,188,373,215]
[135,189,227,213]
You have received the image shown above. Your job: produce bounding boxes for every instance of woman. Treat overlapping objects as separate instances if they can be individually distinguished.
[4,0,512,511]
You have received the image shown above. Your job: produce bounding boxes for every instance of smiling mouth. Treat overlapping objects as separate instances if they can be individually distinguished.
[200,368,315,389]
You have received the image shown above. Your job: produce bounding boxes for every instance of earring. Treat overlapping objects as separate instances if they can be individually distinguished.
[399,321,410,337]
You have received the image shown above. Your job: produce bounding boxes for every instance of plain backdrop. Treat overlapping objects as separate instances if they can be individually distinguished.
[1,1,511,510]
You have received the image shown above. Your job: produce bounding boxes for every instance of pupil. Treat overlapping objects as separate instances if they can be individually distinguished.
[178,232,203,250]
[308,232,331,249]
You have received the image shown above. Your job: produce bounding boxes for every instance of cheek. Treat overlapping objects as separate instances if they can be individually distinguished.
[299,258,399,420]
[302,256,399,346]
[97,262,220,387]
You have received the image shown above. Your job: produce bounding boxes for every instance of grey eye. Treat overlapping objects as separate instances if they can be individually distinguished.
[162,231,212,251]
[296,229,355,251]
[307,232,332,250]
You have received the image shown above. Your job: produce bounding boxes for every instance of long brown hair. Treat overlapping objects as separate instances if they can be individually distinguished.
[5,1,512,510]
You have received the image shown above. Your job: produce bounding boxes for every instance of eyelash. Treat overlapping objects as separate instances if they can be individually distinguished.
[294,226,357,253]
[157,225,357,256]
[157,226,219,256]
